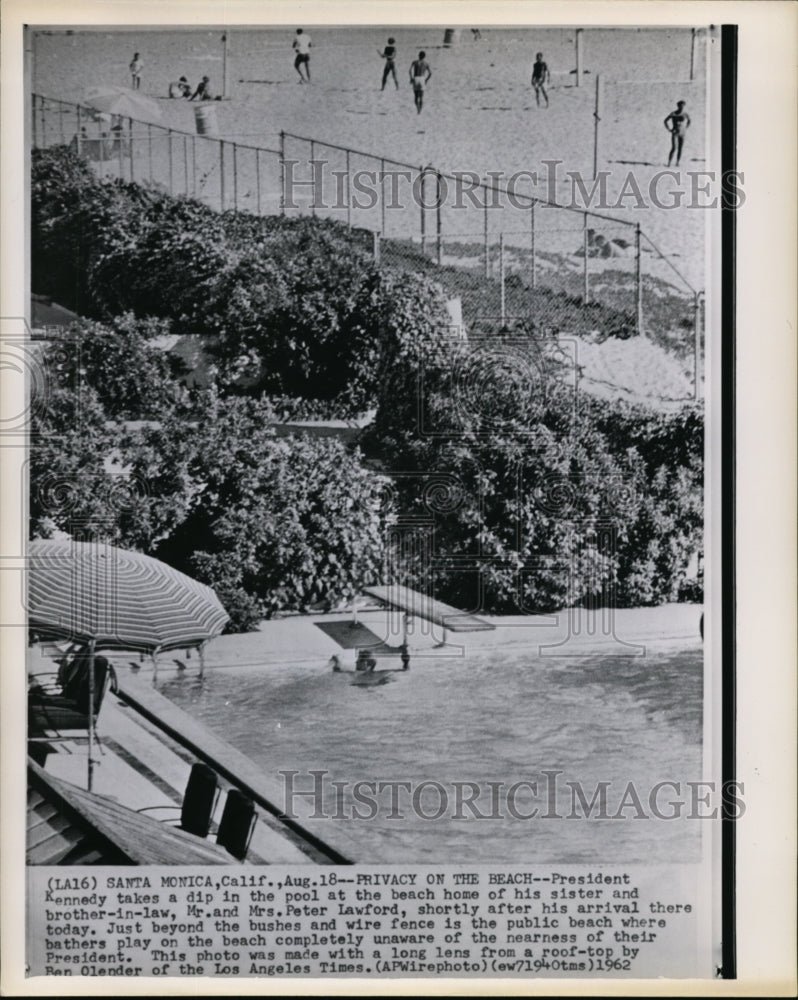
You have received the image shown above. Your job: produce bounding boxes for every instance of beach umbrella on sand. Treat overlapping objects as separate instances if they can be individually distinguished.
[82,84,163,123]
[28,539,229,789]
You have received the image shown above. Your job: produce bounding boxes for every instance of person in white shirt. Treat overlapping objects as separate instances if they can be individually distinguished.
[129,52,143,90]
[293,29,312,83]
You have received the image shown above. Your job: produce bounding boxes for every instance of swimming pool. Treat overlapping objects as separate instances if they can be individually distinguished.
[158,642,703,864]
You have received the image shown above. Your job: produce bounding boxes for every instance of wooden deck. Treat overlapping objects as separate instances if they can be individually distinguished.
[28,681,354,866]
[363,584,496,632]
[28,758,233,865]
[115,680,358,864]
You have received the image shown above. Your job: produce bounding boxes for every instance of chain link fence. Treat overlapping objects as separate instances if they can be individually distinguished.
[33,95,702,396]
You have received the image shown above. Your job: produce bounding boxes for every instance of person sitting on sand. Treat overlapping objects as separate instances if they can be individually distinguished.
[409,51,432,114]
[379,37,399,91]
[531,52,550,107]
[293,28,312,83]
[190,76,213,101]
[169,76,192,99]
[329,654,342,672]
[664,100,691,167]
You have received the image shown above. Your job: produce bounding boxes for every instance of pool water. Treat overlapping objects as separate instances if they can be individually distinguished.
[158,644,703,863]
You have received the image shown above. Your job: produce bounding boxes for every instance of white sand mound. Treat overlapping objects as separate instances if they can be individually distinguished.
[569,334,696,407]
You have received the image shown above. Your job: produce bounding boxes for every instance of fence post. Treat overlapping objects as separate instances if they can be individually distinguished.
[148,122,153,182]
[279,131,286,215]
[380,157,386,236]
[690,28,696,81]
[583,212,590,304]
[191,135,197,197]
[98,120,105,176]
[168,128,174,195]
[436,171,442,266]
[76,104,81,155]
[693,292,701,399]
[373,229,381,266]
[419,166,426,253]
[499,232,506,326]
[40,97,46,148]
[346,149,351,228]
[483,182,489,278]
[32,94,37,147]
[593,74,603,179]
[183,134,188,195]
[530,200,537,289]
[118,121,125,180]
[310,140,316,215]
[255,148,261,214]
[232,142,238,212]
[128,117,134,182]
[575,29,583,87]
[219,140,225,211]
[635,223,643,335]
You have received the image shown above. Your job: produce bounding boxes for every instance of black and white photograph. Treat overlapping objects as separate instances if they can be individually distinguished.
[1,0,796,995]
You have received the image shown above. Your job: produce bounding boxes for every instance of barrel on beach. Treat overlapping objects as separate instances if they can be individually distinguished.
[443,28,460,46]
[194,103,218,136]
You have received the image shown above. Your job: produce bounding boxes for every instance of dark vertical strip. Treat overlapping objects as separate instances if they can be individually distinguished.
[719,21,737,982]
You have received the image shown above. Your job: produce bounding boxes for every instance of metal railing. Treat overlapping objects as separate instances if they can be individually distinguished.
[32,93,703,398]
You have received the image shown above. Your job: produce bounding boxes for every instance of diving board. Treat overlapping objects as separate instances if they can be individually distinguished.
[362,585,495,632]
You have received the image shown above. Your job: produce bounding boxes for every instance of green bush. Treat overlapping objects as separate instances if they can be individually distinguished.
[119,395,388,629]
[44,313,188,419]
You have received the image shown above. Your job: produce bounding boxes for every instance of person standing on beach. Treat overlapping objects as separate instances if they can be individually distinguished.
[409,51,432,113]
[293,28,312,83]
[664,100,691,166]
[129,52,143,90]
[379,37,399,90]
[531,52,550,107]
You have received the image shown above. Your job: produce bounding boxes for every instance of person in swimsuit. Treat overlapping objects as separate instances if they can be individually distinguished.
[293,28,312,84]
[531,52,550,107]
[409,51,432,114]
[664,100,691,166]
[379,37,399,91]
[129,52,143,91]
[355,649,377,672]
[190,76,213,101]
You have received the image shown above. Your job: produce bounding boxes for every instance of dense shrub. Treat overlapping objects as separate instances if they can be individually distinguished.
[30,147,702,622]
[43,314,188,419]
[364,332,703,612]
[127,396,388,629]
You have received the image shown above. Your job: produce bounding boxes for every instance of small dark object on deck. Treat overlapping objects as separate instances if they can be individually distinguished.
[181,762,220,838]
[217,789,257,860]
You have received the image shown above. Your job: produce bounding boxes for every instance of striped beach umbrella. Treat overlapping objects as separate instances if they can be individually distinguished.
[29,539,229,791]
[82,85,163,123]
[28,539,228,653]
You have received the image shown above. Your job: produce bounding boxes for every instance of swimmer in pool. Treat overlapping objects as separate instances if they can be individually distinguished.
[356,649,377,672]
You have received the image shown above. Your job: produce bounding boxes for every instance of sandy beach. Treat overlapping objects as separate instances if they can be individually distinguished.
[33,26,708,291]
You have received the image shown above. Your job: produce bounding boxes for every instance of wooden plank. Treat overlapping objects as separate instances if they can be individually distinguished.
[363,584,495,632]
[28,760,233,865]
[314,619,398,654]
[101,699,311,864]
[116,680,358,863]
